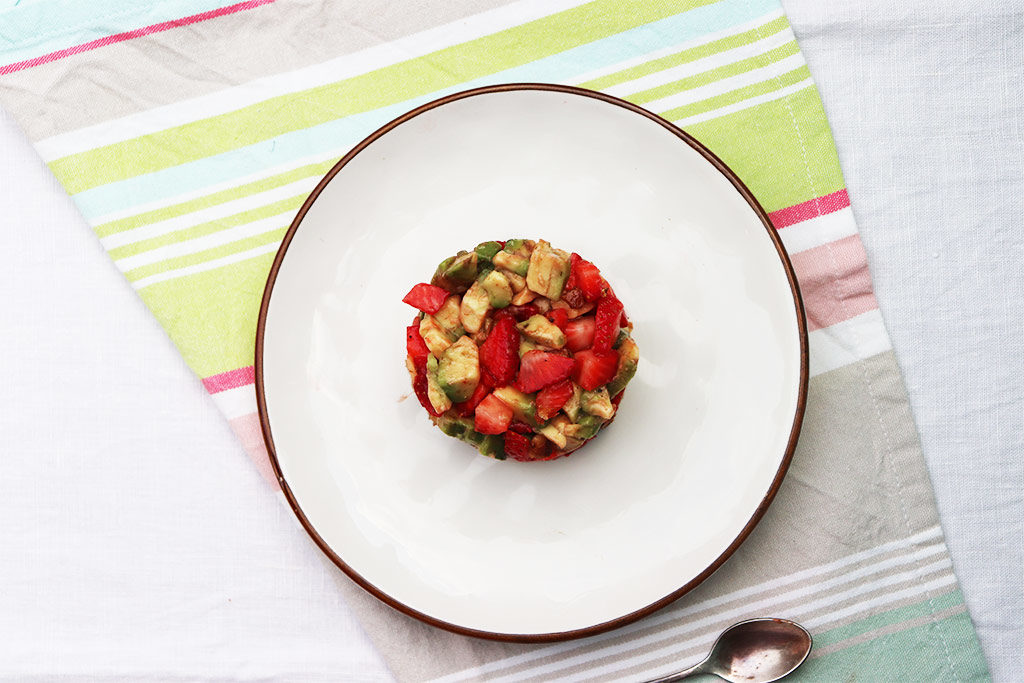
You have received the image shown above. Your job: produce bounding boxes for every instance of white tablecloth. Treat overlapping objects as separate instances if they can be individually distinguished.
[0,1,1019,680]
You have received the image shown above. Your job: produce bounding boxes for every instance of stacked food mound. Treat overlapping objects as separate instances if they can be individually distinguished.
[403,239,639,462]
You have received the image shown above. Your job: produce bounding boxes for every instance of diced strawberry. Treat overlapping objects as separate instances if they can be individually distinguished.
[572,349,619,391]
[411,364,441,416]
[478,316,520,386]
[504,430,532,461]
[620,309,630,328]
[402,283,449,314]
[495,303,541,322]
[570,254,607,302]
[508,421,533,434]
[565,253,581,290]
[611,391,624,408]
[514,350,575,393]
[406,324,431,367]
[536,379,574,421]
[453,376,491,417]
[546,308,569,332]
[564,316,596,352]
[474,393,515,434]
[592,296,624,352]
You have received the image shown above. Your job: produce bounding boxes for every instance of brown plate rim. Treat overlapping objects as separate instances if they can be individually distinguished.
[254,82,810,643]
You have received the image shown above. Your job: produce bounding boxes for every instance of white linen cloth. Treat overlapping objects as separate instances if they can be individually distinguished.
[0,0,1019,680]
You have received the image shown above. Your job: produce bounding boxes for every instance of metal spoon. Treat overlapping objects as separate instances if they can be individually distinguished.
[645,618,812,683]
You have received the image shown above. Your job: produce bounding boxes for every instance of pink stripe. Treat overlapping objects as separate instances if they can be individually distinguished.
[790,234,878,332]
[0,0,277,76]
[229,412,280,491]
[202,365,255,394]
[770,189,850,229]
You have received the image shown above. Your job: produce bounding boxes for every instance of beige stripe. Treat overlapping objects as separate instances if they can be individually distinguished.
[0,0,513,141]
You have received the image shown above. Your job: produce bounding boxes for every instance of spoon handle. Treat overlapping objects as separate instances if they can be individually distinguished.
[643,658,709,683]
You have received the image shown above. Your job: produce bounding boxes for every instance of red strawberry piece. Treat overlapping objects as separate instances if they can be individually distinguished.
[572,349,619,391]
[592,296,624,352]
[514,350,575,393]
[453,376,491,417]
[402,283,449,314]
[611,391,624,408]
[495,302,541,322]
[564,316,596,352]
[508,421,533,434]
[546,308,569,332]
[565,253,581,290]
[406,324,431,367]
[561,287,585,309]
[478,316,520,386]
[474,393,515,434]
[504,430,532,461]
[536,379,574,421]
[570,254,607,302]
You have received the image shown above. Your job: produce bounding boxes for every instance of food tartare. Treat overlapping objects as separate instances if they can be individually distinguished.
[403,239,639,461]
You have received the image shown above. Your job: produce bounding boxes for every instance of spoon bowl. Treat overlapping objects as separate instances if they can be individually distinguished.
[647,618,812,683]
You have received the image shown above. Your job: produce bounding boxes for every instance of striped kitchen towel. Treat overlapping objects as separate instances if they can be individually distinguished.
[0,0,990,680]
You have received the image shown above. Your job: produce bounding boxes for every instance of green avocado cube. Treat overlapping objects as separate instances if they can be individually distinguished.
[437,414,474,438]
[606,337,639,397]
[437,336,480,403]
[459,281,491,334]
[562,383,583,422]
[479,269,513,309]
[425,356,453,414]
[564,414,603,440]
[476,434,507,460]
[517,314,566,349]
[493,250,530,276]
[492,386,539,427]
[432,251,478,292]
[581,387,615,420]
[525,239,570,300]
[474,241,503,264]
[433,294,462,333]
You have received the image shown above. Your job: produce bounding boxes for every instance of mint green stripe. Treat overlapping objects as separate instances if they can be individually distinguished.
[52,0,717,195]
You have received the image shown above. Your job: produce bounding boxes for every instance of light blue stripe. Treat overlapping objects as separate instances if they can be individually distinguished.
[0,0,246,64]
[73,0,784,221]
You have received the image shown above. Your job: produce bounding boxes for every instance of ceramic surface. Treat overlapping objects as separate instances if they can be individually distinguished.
[258,86,806,638]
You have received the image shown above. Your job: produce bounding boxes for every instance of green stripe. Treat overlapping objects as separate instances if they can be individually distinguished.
[630,39,800,105]
[51,0,716,195]
[812,589,965,651]
[125,227,286,282]
[139,252,277,378]
[581,14,790,92]
[109,194,304,261]
[658,63,809,121]
[791,608,989,681]
[683,77,843,212]
[94,159,335,238]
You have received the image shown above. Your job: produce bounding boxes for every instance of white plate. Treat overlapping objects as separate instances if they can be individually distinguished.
[256,84,807,641]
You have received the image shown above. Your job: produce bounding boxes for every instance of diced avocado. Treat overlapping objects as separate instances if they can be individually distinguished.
[526,239,571,300]
[517,314,566,349]
[501,269,527,293]
[437,336,480,403]
[479,269,513,309]
[419,315,454,357]
[613,328,630,349]
[511,286,538,306]
[432,251,478,292]
[607,337,639,397]
[519,338,542,357]
[477,434,507,460]
[538,415,571,449]
[581,387,615,420]
[562,383,583,422]
[459,280,491,334]
[493,250,530,276]
[425,356,452,414]
[492,386,539,427]
[564,414,603,440]
[462,429,485,447]
[433,294,462,333]
[503,238,526,252]
[474,241,503,264]
[437,414,474,439]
